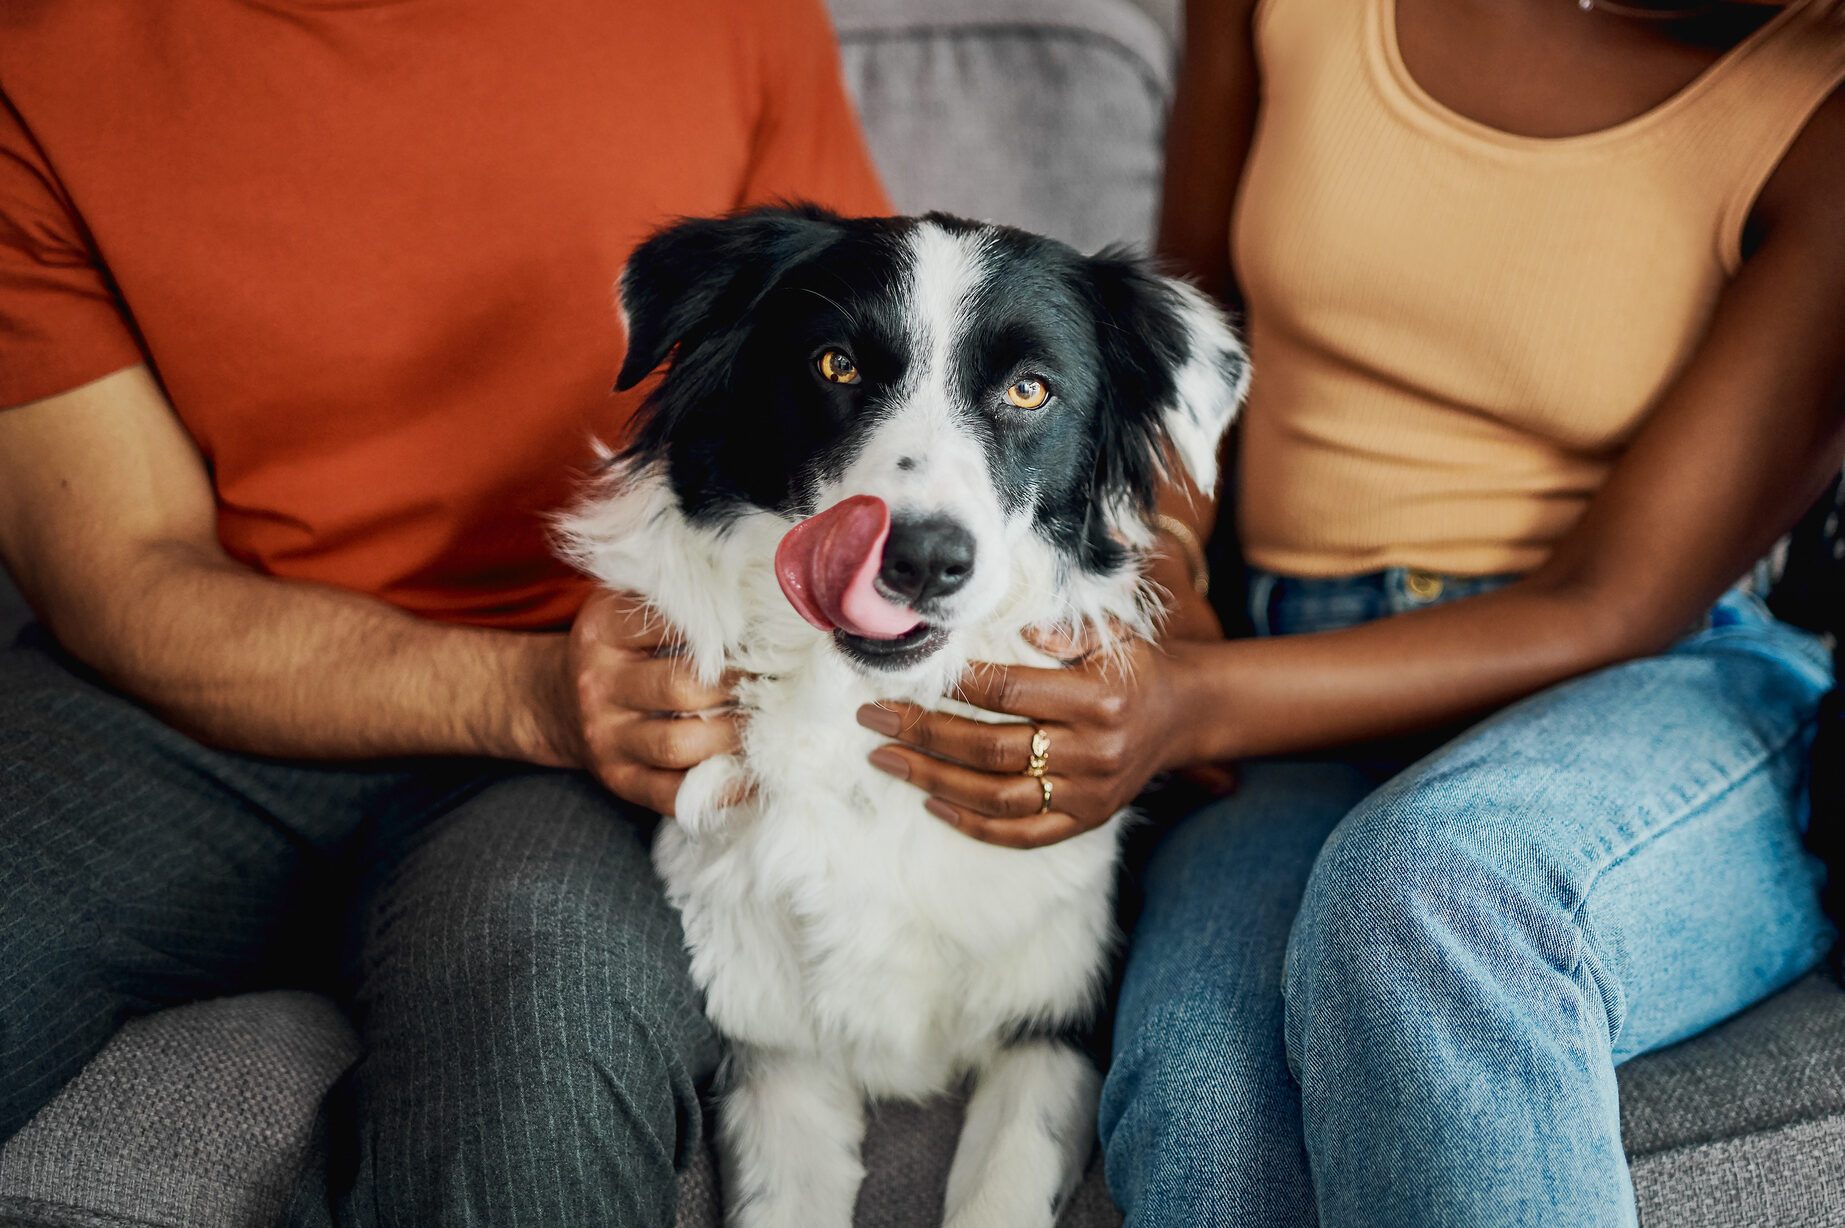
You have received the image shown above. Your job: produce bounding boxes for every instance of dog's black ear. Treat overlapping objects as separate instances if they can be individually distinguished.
[1082,249,1248,523]
[615,204,847,391]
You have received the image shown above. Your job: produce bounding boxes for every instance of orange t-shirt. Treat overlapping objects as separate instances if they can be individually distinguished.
[0,0,890,629]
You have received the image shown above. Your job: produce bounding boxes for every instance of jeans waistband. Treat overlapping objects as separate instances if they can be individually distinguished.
[1248,567,1521,638]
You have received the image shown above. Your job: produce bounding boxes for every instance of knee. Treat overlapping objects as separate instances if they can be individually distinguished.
[448,865,634,984]
[354,864,718,1192]
[0,917,116,1141]
[1282,786,1607,1048]
[365,862,715,1081]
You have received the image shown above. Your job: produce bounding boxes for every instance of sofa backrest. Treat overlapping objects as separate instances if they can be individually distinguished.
[828,0,1176,254]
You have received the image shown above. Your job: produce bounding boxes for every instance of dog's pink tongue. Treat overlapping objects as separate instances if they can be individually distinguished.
[775,496,923,640]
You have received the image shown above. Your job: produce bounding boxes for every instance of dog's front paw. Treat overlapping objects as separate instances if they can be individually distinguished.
[673,753,750,836]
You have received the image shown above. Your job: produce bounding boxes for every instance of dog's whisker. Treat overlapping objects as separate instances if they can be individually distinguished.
[791,285,860,330]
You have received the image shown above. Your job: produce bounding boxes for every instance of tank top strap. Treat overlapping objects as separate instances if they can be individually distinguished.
[1666,0,1845,271]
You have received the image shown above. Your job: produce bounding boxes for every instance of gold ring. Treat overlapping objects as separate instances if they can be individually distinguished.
[1025,726,1051,778]
[1038,775,1054,814]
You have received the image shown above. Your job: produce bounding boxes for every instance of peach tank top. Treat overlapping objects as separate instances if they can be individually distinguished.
[1232,0,1845,578]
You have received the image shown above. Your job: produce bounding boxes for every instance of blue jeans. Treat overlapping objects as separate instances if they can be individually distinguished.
[1099,569,1836,1228]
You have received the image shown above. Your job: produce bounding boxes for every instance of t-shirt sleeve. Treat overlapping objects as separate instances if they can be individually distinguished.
[0,94,144,409]
[733,0,893,217]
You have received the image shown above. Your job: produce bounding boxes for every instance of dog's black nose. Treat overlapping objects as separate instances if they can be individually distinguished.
[879,517,975,606]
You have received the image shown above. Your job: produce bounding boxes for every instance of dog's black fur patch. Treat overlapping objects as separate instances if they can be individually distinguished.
[613,204,1216,579]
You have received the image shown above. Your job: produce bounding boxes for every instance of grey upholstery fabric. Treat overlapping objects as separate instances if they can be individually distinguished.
[1620,975,1845,1157]
[830,0,1173,255]
[8,976,1845,1226]
[1631,1118,1845,1228]
[0,994,355,1228]
[1622,975,1845,1227]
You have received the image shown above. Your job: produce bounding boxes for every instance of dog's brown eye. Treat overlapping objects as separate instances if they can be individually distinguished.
[817,349,860,385]
[1004,377,1049,410]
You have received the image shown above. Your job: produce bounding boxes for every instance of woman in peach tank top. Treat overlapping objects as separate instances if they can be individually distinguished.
[857,1,1845,1223]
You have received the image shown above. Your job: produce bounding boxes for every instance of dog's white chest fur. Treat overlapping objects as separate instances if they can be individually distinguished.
[660,652,1120,1099]
[562,467,1127,1227]
[568,469,1121,1092]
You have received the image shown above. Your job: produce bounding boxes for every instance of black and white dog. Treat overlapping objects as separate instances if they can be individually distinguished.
[561,206,1246,1228]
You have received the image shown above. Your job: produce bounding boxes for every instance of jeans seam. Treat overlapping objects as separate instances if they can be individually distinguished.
[1564,717,1809,1046]
[1693,626,1835,687]
[1576,718,1805,903]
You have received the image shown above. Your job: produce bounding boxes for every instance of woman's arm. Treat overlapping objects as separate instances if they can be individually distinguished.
[1144,0,1265,634]
[1160,0,1263,309]
[1183,89,1845,757]
[861,92,1845,849]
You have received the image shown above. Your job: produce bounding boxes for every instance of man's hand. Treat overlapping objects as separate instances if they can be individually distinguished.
[548,587,743,815]
[0,367,741,796]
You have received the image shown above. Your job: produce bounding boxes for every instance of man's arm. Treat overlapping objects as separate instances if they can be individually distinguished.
[0,364,572,762]
[0,366,738,813]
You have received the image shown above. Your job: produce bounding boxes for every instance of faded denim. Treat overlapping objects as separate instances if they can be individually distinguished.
[1101,570,1836,1228]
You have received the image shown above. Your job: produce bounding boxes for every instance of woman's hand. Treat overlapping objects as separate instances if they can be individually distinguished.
[857,635,1209,849]
[540,587,742,815]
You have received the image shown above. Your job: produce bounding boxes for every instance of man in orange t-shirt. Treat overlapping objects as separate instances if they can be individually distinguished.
[0,1,887,1222]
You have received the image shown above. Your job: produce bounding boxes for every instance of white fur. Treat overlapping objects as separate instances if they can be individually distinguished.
[558,220,1245,1227]
[826,225,1016,631]
[1159,279,1251,498]
[944,1042,1098,1227]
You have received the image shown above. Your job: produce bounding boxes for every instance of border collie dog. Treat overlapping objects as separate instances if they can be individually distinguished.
[562,206,1246,1228]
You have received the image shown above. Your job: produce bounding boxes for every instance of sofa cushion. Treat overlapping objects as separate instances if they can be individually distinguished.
[0,994,355,1228]
[1621,974,1845,1226]
[8,975,1843,1227]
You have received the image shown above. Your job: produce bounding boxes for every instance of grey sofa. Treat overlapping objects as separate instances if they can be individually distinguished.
[4,1,1843,1225]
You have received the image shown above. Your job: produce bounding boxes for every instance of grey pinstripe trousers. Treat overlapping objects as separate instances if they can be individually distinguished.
[0,628,719,1226]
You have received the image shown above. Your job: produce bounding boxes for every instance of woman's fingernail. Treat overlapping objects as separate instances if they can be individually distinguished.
[867,748,909,780]
[925,799,958,824]
[856,704,901,735]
